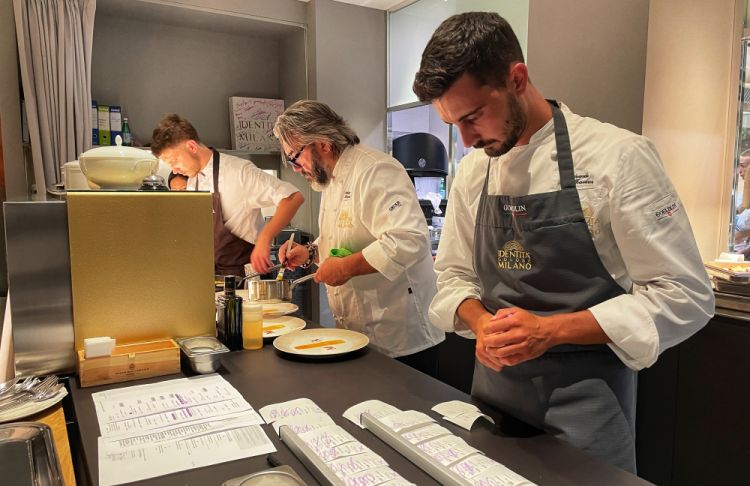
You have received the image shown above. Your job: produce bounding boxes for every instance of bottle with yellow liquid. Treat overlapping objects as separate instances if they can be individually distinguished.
[242,302,263,350]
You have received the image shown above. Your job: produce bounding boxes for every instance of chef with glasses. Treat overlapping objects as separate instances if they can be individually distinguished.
[274,100,445,377]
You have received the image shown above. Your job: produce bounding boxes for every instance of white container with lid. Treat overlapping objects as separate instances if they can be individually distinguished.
[78,135,158,189]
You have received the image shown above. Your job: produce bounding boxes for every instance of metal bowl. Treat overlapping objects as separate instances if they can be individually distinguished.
[176,336,230,374]
[245,274,316,302]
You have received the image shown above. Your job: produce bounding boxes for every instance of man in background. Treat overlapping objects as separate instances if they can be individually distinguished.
[151,114,304,278]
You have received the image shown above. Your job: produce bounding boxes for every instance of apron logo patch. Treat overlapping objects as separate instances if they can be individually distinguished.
[337,210,354,228]
[343,191,352,201]
[575,172,595,186]
[497,240,533,271]
[654,200,680,221]
[503,204,527,216]
[582,205,601,236]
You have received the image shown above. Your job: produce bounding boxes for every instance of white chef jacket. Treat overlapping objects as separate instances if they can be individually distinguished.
[319,144,445,358]
[187,152,299,243]
[430,103,714,370]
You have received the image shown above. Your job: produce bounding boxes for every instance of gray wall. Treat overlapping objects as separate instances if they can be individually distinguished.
[279,28,315,234]
[153,0,308,26]
[305,0,387,328]
[92,15,280,149]
[308,0,387,150]
[527,0,649,134]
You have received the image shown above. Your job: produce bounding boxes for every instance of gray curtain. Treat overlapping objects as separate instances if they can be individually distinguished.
[13,0,96,199]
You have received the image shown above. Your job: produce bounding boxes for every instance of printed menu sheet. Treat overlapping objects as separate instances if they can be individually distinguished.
[93,374,275,486]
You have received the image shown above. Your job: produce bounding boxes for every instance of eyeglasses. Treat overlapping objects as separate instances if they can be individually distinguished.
[284,145,307,169]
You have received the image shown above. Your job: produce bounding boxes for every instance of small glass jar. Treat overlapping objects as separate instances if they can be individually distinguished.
[242,302,263,350]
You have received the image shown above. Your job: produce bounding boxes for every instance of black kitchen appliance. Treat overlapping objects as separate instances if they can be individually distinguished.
[392,132,448,221]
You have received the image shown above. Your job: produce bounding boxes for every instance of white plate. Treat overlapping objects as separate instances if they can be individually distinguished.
[261,302,299,317]
[263,316,306,339]
[0,387,68,424]
[215,291,299,316]
[273,328,369,357]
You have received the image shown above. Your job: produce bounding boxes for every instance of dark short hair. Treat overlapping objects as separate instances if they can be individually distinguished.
[150,114,200,156]
[168,171,187,185]
[413,12,524,102]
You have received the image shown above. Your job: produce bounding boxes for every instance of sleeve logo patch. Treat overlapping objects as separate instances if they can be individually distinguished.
[388,200,403,212]
[654,200,680,221]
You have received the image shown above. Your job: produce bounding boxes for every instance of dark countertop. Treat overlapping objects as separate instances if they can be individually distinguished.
[69,342,650,486]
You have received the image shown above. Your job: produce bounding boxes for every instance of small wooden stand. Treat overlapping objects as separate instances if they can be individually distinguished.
[76,339,180,388]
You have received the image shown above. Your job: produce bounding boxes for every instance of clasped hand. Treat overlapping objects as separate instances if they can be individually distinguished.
[475,307,558,371]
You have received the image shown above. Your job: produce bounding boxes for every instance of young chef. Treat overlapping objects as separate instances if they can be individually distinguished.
[273,101,445,377]
[414,12,714,472]
[151,114,304,278]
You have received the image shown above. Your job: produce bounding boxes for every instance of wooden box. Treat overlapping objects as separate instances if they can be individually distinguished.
[76,339,180,388]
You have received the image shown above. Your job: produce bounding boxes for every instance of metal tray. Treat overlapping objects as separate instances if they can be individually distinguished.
[714,292,750,313]
[0,422,63,486]
[713,278,750,296]
[222,465,307,486]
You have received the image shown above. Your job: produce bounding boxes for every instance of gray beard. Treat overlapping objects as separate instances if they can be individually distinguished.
[310,180,329,192]
[307,149,330,191]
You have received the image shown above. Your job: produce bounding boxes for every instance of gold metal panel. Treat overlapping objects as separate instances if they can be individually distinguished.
[67,192,215,349]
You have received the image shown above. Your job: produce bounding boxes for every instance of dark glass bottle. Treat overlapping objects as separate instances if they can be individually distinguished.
[223,276,244,351]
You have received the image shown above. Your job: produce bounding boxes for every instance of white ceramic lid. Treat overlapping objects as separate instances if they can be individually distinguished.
[80,135,156,160]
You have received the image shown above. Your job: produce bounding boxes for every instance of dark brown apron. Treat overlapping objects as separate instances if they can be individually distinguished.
[197,149,253,278]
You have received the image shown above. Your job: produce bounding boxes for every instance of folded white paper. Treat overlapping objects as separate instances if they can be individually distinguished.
[84,336,116,358]
[432,400,495,431]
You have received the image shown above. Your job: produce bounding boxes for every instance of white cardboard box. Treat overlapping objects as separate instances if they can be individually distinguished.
[229,97,284,152]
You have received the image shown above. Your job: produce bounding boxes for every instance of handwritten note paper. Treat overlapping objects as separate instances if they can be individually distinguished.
[259,397,324,423]
[327,452,388,479]
[450,454,537,485]
[378,410,435,433]
[343,399,401,428]
[415,435,479,467]
[469,464,537,486]
[337,466,405,486]
[262,398,413,484]
[271,412,335,435]
[299,425,357,456]
[401,423,451,445]
[450,453,502,479]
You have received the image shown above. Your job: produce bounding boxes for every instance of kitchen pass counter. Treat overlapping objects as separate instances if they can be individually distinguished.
[69,338,650,485]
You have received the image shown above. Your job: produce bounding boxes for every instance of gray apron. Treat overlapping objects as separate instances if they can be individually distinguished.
[471,101,637,472]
